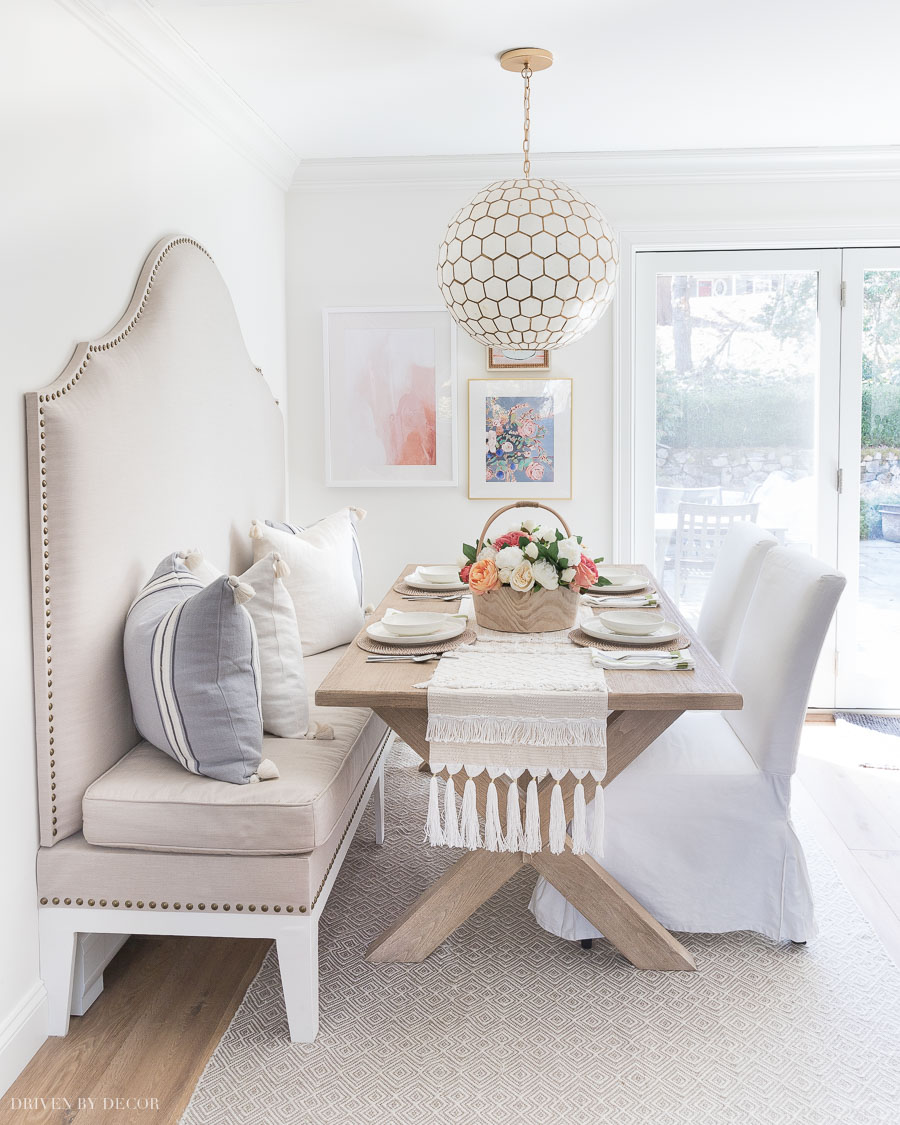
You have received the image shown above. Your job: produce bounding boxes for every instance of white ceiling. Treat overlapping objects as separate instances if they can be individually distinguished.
[153,0,900,162]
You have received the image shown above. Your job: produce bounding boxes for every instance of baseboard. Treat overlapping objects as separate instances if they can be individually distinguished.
[0,982,48,1098]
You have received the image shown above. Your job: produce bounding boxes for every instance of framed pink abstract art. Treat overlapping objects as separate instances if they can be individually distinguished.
[324,308,457,487]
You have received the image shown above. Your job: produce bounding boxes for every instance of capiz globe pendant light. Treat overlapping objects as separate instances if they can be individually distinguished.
[437,48,618,351]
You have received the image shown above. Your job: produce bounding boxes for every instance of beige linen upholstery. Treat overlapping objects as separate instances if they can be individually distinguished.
[83,648,387,855]
[39,723,389,915]
[26,237,285,845]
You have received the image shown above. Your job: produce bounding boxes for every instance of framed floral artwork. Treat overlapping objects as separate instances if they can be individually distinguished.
[486,347,551,371]
[324,307,457,487]
[468,378,572,500]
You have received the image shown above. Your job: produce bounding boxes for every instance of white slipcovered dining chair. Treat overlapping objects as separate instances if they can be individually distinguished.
[696,521,777,671]
[530,547,846,944]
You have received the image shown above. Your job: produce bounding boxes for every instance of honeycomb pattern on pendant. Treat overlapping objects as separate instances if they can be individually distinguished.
[437,178,619,350]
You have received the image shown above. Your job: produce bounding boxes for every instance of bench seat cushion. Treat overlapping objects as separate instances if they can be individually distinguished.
[82,647,386,856]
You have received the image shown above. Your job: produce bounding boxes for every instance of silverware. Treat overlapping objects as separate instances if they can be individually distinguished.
[366,653,440,663]
[401,594,460,601]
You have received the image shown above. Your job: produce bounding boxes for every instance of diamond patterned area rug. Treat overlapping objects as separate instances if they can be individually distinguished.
[181,743,900,1125]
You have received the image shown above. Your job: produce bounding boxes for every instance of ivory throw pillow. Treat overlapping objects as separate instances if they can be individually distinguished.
[180,549,311,740]
[124,554,277,784]
[250,508,366,656]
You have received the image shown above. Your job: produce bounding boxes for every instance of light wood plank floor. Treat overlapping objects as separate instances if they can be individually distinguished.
[5,936,270,1124]
[5,721,900,1124]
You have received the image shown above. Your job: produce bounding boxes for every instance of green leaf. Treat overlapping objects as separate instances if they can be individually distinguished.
[547,540,559,561]
[555,529,564,541]
[575,534,582,544]
[517,535,530,549]
[462,543,477,562]
[595,576,612,587]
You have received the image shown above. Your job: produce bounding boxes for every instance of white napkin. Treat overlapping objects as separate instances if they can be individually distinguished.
[590,649,694,671]
[583,594,659,608]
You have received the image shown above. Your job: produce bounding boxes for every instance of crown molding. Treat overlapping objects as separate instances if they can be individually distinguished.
[56,0,298,189]
[291,146,900,192]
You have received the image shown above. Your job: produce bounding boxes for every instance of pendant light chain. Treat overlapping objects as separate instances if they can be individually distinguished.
[521,64,532,178]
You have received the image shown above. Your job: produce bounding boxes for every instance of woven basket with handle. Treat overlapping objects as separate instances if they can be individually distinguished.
[471,501,580,634]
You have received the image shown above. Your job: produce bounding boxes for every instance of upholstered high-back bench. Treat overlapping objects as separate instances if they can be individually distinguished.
[27,236,390,1042]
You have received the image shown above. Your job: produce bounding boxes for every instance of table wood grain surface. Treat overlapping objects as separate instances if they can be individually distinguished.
[316,564,741,712]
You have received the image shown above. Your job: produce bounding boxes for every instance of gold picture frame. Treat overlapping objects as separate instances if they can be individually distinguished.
[468,377,572,500]
[486,346,551,371]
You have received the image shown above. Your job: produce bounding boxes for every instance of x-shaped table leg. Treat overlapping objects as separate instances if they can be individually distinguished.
[368,707,695,971]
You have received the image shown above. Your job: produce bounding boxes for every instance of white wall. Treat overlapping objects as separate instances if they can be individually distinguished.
[286,170,900,600]
[0,1,286,1092]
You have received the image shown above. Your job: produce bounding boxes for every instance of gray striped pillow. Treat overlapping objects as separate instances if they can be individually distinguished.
[124,554,274,785]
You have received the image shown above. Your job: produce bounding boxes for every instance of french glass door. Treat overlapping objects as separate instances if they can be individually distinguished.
[633,249,842,707]
[837,250,900,709]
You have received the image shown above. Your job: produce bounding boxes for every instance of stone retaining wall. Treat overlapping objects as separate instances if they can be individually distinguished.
[656,445,900,492]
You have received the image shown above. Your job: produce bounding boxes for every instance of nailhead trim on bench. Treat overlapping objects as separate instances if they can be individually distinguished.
[36,732,390,914]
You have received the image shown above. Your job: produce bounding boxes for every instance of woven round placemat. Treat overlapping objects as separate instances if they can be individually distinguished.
[568,627,691,653]
[356,628,477,656]
[392,579,467,598]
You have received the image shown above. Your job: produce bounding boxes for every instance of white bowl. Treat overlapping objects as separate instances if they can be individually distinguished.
[416,565,461,585]
[596,567,640,587]
[598,610,667,637]
[381,611,445,637]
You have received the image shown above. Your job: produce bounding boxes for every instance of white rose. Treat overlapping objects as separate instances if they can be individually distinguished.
[561,567,577,584]
[532,559,559,589]
[524,542,539,560]
[498,567,513,584]
[478,545,498,561]
[509,561,535,592]
[540,529,555,543]
[558,537,582,567]
[522,518,539,533]
[501,441,513,452]
[495,545,525,569]
[456,553,469,568]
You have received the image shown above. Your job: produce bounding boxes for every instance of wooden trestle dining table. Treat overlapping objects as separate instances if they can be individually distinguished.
[315,563,742,972]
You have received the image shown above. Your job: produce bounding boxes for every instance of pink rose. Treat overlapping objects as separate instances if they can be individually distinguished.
[524,462,544,481]
[520,419,537,438]
[573,554,599,591]
[492,529,529,550]
[459,564,472,583]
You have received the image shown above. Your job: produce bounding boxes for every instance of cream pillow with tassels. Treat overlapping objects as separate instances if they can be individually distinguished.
[180,549,333,741]
[249,508,367,657]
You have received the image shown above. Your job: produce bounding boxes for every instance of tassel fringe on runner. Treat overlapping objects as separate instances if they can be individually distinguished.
[425,763,606,855]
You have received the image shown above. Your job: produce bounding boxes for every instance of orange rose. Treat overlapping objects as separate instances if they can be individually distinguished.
[468,558,499,594]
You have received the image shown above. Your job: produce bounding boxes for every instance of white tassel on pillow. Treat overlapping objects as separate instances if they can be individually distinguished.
[250,758,280,783]
[349,506,367,520]
[443,769,462,847]
[571,771,588,854]
[523,773,542,854]
[249,519,264,540]
[460,768,482,850]
[590,776,606,858]
[503,771,524,853]
[227,576,255,606]
[304,720,335,740]
[425,772,444,846]
[548,769,567,854]
[272,552,291,580]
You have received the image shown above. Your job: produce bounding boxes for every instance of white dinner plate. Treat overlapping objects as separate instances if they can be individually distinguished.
[588,579,649,595]
[406,569,469,592]
[366,617,468,646]
[581,617,681,645]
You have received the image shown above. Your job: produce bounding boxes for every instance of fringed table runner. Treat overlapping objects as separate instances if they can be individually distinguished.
[418,628,608,856]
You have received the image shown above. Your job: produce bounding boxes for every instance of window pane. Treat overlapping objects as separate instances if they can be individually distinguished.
[654,270,819,622]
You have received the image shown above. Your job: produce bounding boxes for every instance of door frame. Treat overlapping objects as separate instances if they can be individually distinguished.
[614,227,900,708]
[836,248,900,708]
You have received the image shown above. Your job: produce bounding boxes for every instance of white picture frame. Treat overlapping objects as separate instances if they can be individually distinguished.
[468,377,573,500]
[324,307,457,487]
[486,346,551,371]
